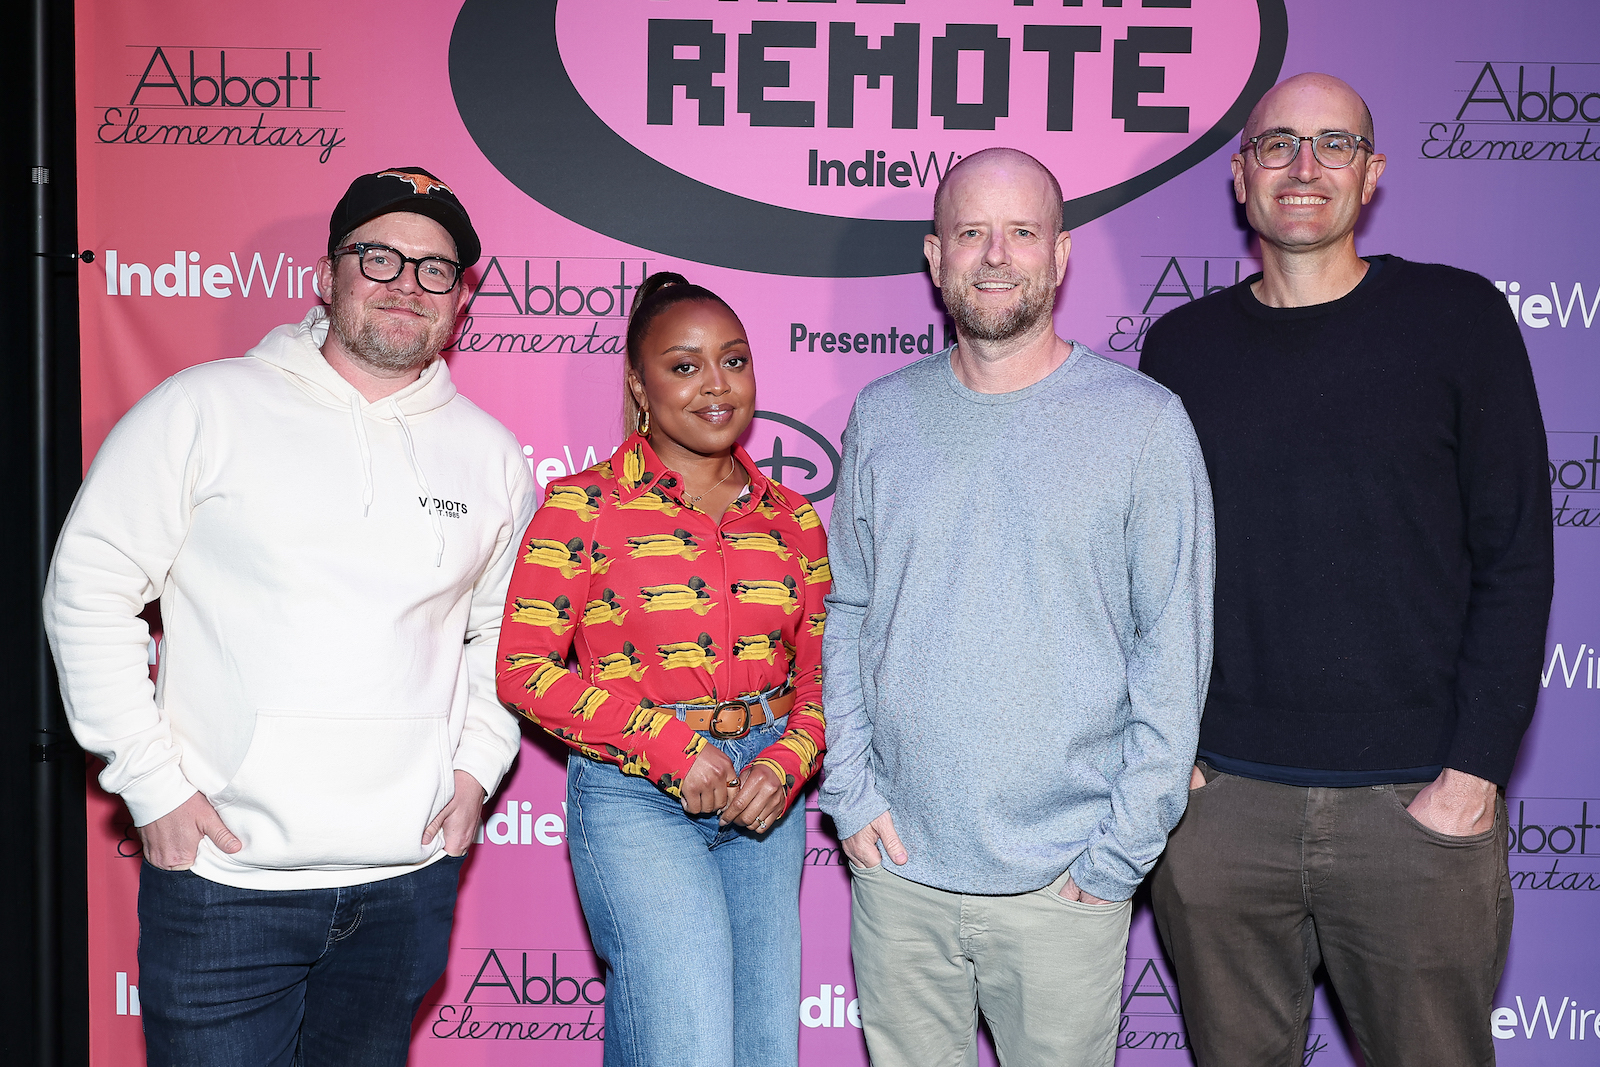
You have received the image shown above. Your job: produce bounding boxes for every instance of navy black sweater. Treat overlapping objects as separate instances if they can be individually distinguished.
[1139,256,1553,787]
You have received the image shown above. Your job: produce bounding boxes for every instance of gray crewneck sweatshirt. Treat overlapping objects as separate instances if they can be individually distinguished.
[819,343,1214,900]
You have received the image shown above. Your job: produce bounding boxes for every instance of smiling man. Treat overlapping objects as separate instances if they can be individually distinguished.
[1140,74,1553,1066]
[820,148,1214,1067]
[43,168,535,1066]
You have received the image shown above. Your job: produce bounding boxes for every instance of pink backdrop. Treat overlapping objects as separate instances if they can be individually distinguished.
[76,1,1599,1063]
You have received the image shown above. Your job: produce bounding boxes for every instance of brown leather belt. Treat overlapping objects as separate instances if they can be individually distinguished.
[666,685,794,739]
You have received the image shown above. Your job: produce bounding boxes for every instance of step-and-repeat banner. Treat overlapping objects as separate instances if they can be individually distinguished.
[74,1,1597,1063]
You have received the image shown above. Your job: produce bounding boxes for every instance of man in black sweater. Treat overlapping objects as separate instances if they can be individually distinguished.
[1140,73,1552,1067]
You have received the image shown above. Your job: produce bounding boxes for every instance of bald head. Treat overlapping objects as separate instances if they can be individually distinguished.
[932,148,1064,237]
[1244,73,1374,148]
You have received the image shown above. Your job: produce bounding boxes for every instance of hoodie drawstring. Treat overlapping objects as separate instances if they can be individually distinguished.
[392,400,446,568]
[349,395,375,517]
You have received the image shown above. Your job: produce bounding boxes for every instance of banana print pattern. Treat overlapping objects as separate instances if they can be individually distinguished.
[524,535,588,579]
[724,529,791,560]
[639,576,717,615]
[730,575,800,615]
[799,554,832,585]
[733,630,784,664]
[627,529,704,560]
[545,484,603,522]
[496,434,828,811]
[511,595,575,635]
[596,641,647,681]
[582,589,630,627]
[657,632,720,674]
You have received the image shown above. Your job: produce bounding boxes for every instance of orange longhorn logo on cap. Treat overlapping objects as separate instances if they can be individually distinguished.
[376,169,452,196]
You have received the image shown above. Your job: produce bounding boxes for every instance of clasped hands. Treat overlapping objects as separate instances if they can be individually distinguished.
[681,746,785,832]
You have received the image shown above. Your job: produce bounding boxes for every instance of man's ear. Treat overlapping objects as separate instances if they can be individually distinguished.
[1053,230,1072,285]
[924,233,943,286]
[314,255,336,303]
[1360,153,1387,205]
[1230,154,1248,204]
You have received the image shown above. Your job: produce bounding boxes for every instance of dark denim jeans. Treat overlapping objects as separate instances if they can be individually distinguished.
[137,853,464,1067]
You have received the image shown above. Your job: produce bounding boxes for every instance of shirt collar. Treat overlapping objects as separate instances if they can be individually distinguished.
[612,433,790,518]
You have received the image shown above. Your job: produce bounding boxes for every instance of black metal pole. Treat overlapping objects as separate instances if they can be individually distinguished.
[32,0,61,1060]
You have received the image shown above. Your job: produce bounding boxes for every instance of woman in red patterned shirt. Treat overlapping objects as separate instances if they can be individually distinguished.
[496,272,828,1067]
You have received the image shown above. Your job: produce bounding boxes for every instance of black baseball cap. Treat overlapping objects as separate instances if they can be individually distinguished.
[327,167,481,267]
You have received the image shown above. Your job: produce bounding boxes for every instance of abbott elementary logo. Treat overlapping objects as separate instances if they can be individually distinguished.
[94,45,344,162]
[451,1,1287,276]
[432,948,606,1043]
[1423,61,1600,165]
[1547,432,1600,530]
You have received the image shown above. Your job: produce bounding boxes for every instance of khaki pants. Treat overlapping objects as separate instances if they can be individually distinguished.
[1150,765,1513,1067]
[848,861,1132,1067]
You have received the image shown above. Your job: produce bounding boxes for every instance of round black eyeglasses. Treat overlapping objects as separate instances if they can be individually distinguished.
[331,243,461,294]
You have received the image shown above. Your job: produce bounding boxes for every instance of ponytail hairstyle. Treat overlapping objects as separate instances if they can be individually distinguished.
[623,271,735,438]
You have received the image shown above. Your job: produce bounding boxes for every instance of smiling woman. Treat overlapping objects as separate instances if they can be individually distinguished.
[496,272,831,1067]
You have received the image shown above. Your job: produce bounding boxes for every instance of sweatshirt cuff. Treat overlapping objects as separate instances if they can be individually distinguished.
[1067,856,1135,904]
[119,766,202,828]
[453,733,518,800]
[819,768,891,842]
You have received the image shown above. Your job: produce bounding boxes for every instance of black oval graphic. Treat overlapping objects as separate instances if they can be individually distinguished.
[450,1,1286,278]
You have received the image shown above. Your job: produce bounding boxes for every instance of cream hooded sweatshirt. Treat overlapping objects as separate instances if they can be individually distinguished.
[44,307,537,890]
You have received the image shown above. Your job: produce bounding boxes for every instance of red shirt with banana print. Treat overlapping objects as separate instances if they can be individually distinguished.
[496,434,828,814]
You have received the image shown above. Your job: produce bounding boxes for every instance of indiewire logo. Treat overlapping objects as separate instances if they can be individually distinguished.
[103,250,317,300]
[474,800,567,846]
[115,972,140,1017]
[1492,997,1600,1041]
[800,983,862,1030]
[808,149,957,188]
[1493,280,1600,330]
[1541,644,1599,690]
[522,444,610,491]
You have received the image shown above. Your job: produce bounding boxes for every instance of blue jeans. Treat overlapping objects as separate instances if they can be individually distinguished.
[566,716,805,1067]
[137,853,464,1067]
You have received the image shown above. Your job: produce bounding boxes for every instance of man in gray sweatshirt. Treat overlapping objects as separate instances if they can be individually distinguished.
[819,148,1214,1067]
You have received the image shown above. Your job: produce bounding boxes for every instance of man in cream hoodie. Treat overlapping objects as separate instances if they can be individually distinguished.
[44,168,535,1066]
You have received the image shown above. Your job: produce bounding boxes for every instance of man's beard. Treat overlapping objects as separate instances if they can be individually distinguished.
[941,267,1056,343]
[329,297,448,372]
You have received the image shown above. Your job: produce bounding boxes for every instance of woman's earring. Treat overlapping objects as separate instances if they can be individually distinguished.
[638,408,651,437]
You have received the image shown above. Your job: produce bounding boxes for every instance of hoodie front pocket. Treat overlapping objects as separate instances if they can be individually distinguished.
[210,709,452,870]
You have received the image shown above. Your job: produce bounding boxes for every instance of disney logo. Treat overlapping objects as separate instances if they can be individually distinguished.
[745,411,839,504]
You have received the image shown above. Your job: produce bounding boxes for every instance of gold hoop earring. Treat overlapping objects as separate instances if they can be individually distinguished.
[637,409,651,437]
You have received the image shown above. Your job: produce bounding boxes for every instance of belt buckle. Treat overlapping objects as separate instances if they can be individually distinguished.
[708,699,751,739]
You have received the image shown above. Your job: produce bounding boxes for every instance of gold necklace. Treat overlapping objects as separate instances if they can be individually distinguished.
[684,459,739,511]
